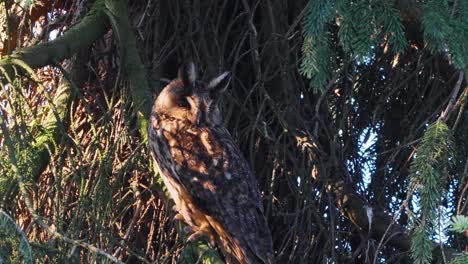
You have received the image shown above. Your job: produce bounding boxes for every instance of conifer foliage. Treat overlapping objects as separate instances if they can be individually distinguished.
[0,0,467,263]
[301,0,407,90]
[409,122,453,264]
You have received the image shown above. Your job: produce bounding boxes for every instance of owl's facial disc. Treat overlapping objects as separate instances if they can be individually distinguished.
[184,94,209,127]
[154,63,231,127]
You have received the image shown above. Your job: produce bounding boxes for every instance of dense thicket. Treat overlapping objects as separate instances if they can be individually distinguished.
[0,0,466,263]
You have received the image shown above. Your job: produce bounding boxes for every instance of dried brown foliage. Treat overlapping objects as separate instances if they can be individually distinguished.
[0,0,466,263]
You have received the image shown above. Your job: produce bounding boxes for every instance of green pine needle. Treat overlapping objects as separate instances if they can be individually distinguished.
[449,215,468,233]
[422,0,468,69]
[411,226,435,264]
[448,253,468,264]
[409,121,453,264]
[300,0,335,91]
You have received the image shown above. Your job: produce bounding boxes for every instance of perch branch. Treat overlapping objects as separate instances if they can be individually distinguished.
[0,0,109,79]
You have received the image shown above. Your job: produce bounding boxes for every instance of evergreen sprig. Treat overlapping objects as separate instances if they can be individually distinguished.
[300,0,335,92]
[447,214,468,264]
[300,36,334,92]
[377,1,407,53]
[422,0,468,69]
[411,226,434,264]
[409,121,454,264]
[337,0,376,58]
[448,253,468,264]
[449,215,468,233]
[302,0,334,37]
[301,0,407,90]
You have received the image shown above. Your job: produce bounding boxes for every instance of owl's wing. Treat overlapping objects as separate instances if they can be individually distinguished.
[166,124,273,263]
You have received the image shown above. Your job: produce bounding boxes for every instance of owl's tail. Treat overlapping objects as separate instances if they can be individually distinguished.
[206,216,274,264]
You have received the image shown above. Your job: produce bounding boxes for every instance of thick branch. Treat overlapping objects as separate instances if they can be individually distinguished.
[330,179,411,250]
[307,2,464,259]
[0,0,110,181]
[103,0,152,142]
[0,0,109,71]
[328,171,457,261]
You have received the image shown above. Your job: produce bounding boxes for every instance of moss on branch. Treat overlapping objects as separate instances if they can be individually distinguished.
[0,0,110,182]
[0,0,109,72]
[0,0,109,184]
[0,0,109,180]
[103,0,152,143]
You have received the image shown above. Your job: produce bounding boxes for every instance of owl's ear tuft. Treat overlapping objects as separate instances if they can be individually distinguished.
[178,62,197,87]
[208,71,230,96]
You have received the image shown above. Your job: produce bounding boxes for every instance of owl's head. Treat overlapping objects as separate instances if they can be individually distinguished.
[154,62,231,126]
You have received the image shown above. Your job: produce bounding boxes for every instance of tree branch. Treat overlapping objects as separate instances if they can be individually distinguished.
[103,0,152,142]
[330,178,411,250]
[0,0,109,74]
[0,0,111,185]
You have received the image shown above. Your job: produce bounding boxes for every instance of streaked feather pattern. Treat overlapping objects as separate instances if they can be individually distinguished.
[149,63,273,264]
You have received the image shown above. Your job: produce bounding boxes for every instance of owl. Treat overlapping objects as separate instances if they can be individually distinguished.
[148,62,274,264]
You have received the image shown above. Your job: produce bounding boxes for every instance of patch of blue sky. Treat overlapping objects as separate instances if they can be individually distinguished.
[358,127,377,190]
[355,46,376,66]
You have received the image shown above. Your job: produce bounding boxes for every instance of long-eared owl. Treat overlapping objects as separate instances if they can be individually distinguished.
[148,62,274,264]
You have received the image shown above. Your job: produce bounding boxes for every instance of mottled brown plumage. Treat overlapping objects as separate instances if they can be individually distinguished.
[148,63,274,264]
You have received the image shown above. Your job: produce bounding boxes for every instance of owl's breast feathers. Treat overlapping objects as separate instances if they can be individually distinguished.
[149,113,273,264]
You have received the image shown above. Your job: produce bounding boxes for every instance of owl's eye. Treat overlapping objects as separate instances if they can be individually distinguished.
[177,97,190,108]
